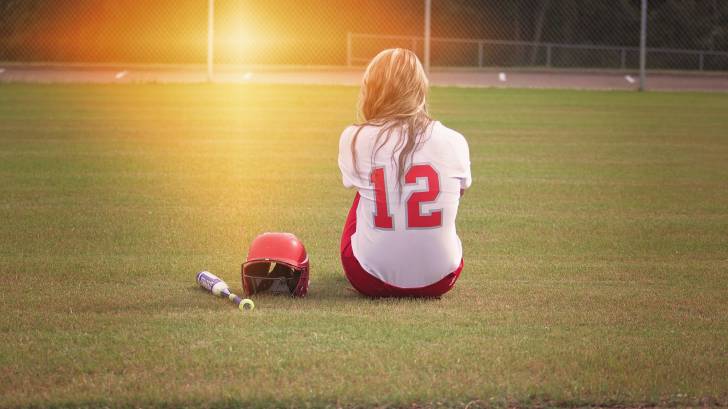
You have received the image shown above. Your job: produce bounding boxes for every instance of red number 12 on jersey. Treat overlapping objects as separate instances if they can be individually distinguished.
[370,164,442,229]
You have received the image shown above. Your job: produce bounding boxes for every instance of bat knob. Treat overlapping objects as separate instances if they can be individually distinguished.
[239,299,255,312]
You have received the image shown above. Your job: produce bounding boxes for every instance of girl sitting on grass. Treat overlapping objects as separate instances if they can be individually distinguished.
[338,48,472,297]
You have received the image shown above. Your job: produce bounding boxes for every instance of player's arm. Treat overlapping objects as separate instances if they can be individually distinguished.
[450,131,472,195]
[338,126,358,188]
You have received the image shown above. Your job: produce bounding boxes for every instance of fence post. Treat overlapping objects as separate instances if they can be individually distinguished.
[207,0,214,82]
[424,0,431,74]
[346,32,352,67]
[546,45,552,67]
[639,0,647,91]
[621,48,627,69]
[478,41,484,68]
[699,52,704,71]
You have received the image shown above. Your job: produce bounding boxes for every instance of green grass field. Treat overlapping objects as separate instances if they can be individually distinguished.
[1,84,727,408]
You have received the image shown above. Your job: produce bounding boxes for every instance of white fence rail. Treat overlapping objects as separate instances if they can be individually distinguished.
[347,32,728,72]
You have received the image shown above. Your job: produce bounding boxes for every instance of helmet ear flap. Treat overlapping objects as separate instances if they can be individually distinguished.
[293,267,309,296]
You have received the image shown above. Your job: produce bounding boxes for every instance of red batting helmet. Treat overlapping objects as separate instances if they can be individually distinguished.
[241,232,309,297]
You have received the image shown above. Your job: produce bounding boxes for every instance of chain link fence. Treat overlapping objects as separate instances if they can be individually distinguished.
[350,0,728,72]
[1,0,727,72]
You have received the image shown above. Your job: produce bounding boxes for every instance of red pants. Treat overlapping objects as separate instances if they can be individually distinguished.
[340,193,463,298]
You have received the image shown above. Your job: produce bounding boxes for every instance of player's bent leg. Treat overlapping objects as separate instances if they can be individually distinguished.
[340,193,360,254]
[340,192,369,292]
[340,193,393,297]
[341,250,391,297]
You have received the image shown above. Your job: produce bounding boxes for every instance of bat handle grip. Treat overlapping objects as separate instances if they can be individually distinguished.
[221,289,255,311]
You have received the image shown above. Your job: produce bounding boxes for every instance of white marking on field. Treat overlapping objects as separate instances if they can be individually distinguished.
[498,72,507,82]
[242,72,253,80]
[0,68,5,74]
[115,70,128,79]
[624,75,635,84]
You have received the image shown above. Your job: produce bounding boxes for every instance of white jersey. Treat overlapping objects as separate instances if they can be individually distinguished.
[338,121,472,288]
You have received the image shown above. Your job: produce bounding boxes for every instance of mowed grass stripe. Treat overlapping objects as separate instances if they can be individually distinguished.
[0,84,727,408]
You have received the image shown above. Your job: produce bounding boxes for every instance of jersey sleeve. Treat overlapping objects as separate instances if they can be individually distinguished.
[338,126,358,189]
[449,131,472,190]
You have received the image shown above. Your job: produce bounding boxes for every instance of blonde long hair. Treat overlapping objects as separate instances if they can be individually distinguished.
[351,48,432,193]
